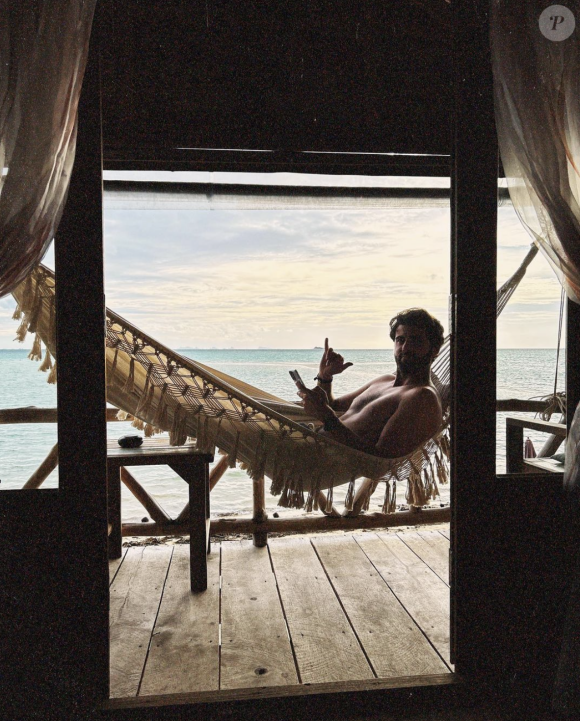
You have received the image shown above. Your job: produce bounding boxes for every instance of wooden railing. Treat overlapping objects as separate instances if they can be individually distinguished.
[1,397,562,540]
[505,416,566,474]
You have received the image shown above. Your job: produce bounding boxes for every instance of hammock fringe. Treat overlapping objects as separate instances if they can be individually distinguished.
[12,266,453,512]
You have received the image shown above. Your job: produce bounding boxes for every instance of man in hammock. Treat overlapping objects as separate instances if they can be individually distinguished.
[297,308,445,459]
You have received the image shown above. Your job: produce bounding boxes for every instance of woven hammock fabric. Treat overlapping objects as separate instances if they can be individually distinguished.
[12,265,450,512]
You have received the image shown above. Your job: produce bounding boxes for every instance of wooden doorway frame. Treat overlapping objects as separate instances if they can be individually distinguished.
[8,0,574,717]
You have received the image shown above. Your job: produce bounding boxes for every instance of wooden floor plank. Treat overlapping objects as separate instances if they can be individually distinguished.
[220,540,298,690]
[138,544,220,696]
[269,536,374,684]
[357,533,451,667]
[438,527,451,541]
[109,545,173,698]
[109,547,128,585]
[313,535,449,678]
[397,530,450,585]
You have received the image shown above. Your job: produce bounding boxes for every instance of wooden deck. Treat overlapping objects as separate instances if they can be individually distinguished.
[109,527,452,699]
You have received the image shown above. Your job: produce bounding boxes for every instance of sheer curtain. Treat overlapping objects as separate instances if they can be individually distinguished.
[0,0,96,298]
[491,0,580,713]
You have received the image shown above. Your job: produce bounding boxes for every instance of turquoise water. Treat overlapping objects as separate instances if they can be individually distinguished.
[0,348,566,521]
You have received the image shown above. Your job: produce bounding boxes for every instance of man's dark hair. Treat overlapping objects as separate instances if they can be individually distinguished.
[389,308,445,357]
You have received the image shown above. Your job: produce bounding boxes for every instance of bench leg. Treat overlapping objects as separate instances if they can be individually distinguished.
[170,459,209,593]
[189,460,209,592]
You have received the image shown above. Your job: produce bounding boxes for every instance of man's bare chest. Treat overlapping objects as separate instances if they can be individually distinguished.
[345,383,402,422]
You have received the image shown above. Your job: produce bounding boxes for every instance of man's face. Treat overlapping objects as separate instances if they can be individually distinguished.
[393,324,433,375]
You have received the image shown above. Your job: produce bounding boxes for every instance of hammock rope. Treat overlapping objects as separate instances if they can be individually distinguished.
[11,243,538,513]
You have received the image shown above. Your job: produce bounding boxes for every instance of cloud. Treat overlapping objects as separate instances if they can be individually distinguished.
[99,205,453,348]
[0,186,564,349]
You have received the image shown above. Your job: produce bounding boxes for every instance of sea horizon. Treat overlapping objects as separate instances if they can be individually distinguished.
[0,347,566,521]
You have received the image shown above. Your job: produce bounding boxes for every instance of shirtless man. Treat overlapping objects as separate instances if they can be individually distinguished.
[297,308,444,459]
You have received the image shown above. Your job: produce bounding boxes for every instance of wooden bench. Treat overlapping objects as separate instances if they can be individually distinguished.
[107,438,214,592]
[505,416,566,474]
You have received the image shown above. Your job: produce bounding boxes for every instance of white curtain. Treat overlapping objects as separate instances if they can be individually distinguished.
[0,0,96,298]
[492,0,580,302]
[491,0,580,712]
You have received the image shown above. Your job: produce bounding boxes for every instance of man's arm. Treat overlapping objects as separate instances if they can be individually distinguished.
[299,385,442,459]
[316,337,370,412]
[297,386,375,451]
[374,387,442,458]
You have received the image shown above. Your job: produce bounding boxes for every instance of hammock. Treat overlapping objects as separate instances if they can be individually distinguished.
[11,244,538,513]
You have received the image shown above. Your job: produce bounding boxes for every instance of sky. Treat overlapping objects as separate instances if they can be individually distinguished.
[0,172,565,349]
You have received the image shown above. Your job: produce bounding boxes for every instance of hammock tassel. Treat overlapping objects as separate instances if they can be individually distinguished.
[268,444,285,495]
[251,430,268,481]
[169,405,188,446]
[136,382,156,422]
[131,417,145,431]
[229,430,241,467]
[116,409,129,421]
[152,384,168,428]
[325,485,334,514]
[108,347,120,388]
[406,460,428,508]
[38,347,53,373]
[15,315,29,342]
[122,357,135,394]
[440,432,450,460]
[343,476,357,512]
[134,364,154,415]
[435,452,448,485]
[12,303,22,320]
[291,477,305,509]
[362,478,379,512]
[28,334,42,362]
[196,417,211,453]
[144,423,155,437]
[27,284,42,334]
[302,472,321,512]
[20,275,34,314]
[47,361,57,385]
[382,480,397,514]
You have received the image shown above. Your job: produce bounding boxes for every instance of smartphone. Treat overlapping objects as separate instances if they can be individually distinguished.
[289,369,306,388]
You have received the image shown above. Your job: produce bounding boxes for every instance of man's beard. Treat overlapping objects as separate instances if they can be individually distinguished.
[395,353,432,376]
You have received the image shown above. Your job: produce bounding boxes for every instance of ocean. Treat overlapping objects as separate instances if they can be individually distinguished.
[0,348,566,522]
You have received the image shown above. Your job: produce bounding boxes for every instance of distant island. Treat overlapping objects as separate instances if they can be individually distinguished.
[314,346,323,349]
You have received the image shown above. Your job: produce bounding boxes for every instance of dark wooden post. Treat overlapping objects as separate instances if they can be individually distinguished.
[566,298,580,433]
[53,9,109,707]
[506,421,524,474]
[451,0,498,671]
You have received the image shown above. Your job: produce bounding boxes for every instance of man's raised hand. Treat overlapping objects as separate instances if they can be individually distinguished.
[318,338,353,380]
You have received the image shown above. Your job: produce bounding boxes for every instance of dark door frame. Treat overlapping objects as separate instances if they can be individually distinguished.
[7,0,571,717]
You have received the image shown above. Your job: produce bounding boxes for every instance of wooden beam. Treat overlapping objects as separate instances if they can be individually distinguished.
[0,400,551,425]
[52,12,109,708]
[451,0,498,674]
[21,443,59,490]
[505,417,566,437]
[252,474,268,547]
[0,407,122,424]
[495,399,554,413]
[209,453,230,491]
[121,506,451,537]
[317,490,341,518]
[120,467,171,524]
[567,297,580,433]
